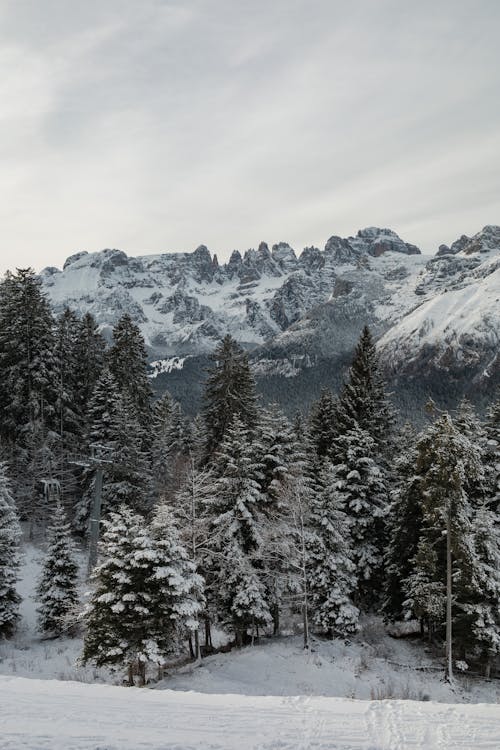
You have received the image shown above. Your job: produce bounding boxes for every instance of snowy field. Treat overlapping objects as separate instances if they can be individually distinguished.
[2,675,500,750]
[2,545,500,748]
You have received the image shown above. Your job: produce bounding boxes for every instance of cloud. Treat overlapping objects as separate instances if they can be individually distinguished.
[0,0,499,274]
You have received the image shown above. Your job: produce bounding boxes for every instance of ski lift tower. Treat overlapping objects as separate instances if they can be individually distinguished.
[69,443,115,577]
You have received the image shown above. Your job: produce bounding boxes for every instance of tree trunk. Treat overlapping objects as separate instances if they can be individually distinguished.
[445,512,453,683]
[194,628,201,663]
[204,616,212,651]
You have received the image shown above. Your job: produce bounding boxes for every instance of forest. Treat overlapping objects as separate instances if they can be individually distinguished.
[0,267,499,686]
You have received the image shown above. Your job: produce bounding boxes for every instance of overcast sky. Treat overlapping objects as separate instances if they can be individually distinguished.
[1,0,499,274]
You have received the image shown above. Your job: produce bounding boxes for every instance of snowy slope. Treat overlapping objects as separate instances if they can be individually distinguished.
[2,675,500,749]
[379,226,500,377]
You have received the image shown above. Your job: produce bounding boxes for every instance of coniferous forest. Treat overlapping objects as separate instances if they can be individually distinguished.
[1,267,500,685]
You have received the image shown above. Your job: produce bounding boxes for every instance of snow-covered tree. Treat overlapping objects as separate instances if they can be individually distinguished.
[150,399,190,502]
[82,507,159,684]
[82,505,203,683]
[36,502,79,636]
[256,404,295,507]
[383,424,423,621]
[333,326,393,461]
[485,392,500,510]
[148,503,205,661]
[403,412,484,679]
[333,424,388,604]
[309,388,337,459]
[308,460,359,637]
[74,312,106,438]
[203,335,257,458]
[0,462,21,638]
[108,314,152,431]
[0,268,57,444]
[205,417,270,644]
[173,458,215,653]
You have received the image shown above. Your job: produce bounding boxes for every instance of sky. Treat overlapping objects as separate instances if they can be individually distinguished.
[1,0,499,274]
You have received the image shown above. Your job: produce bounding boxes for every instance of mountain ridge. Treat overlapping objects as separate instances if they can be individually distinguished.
[39,224,500,413]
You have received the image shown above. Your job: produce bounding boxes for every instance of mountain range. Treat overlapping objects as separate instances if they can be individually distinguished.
[40,224,500,416]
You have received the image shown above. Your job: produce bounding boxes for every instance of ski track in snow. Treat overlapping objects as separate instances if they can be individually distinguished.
[2,676,500,750]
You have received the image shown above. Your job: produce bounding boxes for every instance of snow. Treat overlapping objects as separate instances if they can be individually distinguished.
[148,357,190,378]
[2,675,500,749]
[3,544,500,748]
[379,265,500,366]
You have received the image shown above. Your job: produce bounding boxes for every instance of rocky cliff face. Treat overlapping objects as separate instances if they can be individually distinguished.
[40,226,422,356]
[40,225,500,406]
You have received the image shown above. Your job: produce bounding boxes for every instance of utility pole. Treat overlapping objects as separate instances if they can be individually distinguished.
[69,444,115,578]
[445,508,453,683]
[87,466,104,576]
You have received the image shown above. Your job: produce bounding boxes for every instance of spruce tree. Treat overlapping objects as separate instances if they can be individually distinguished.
[74,369,121,531]
[148,504,205,660]
[74,312,106,439]
[256,404,295,507]
[333,424,388,604]
[0,268,58,442]
[485,392,500,510]
[308,460,359,637]
[202,335,257,458]
[403,413,484,678]
[205,417,270,643]
[0,462,21,638]
[82,507,159,683]
[102,392,152,515]
[82,505,202,683]
[333,326,393,461]
[36,502,79,636]
[383,424,424,621]
[108,314,152,430]
[309,388,337,458]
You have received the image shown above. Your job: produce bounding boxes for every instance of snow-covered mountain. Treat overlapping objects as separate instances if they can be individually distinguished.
[40,227,423,356]
[40,224,500,409]
[379,225,500,382]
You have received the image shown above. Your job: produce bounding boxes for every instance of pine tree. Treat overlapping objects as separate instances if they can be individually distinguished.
[459,505,500,675]
[333,326,393,461]
[256,404,295,507]
[108,314,152,430]
[150,400,190,502]
[383,424,424,621]
[333,424,388,604]
[102,392,152,515]
[74,312,106,439]
[74,369,121,531]
[454,398,487,506]
[205,417,270,644]
[81,507,159,683]
[0,462,21,638]
[202,335,257,458]
[0,269,59,528]
[82,505,202,683]
[36,502,79,636]
[0,268,58,443]
[309,388,337,458]
[308,460,359,637]
[148,504,205,661]
[53,308,84,512]
[485,392,500,510]
[403,413,484,679]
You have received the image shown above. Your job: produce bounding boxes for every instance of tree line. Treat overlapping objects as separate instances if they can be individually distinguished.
[0,267,499,685]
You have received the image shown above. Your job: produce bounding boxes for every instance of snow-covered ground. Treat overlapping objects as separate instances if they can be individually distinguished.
[2,545,500,748]
[2,675,500,749]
